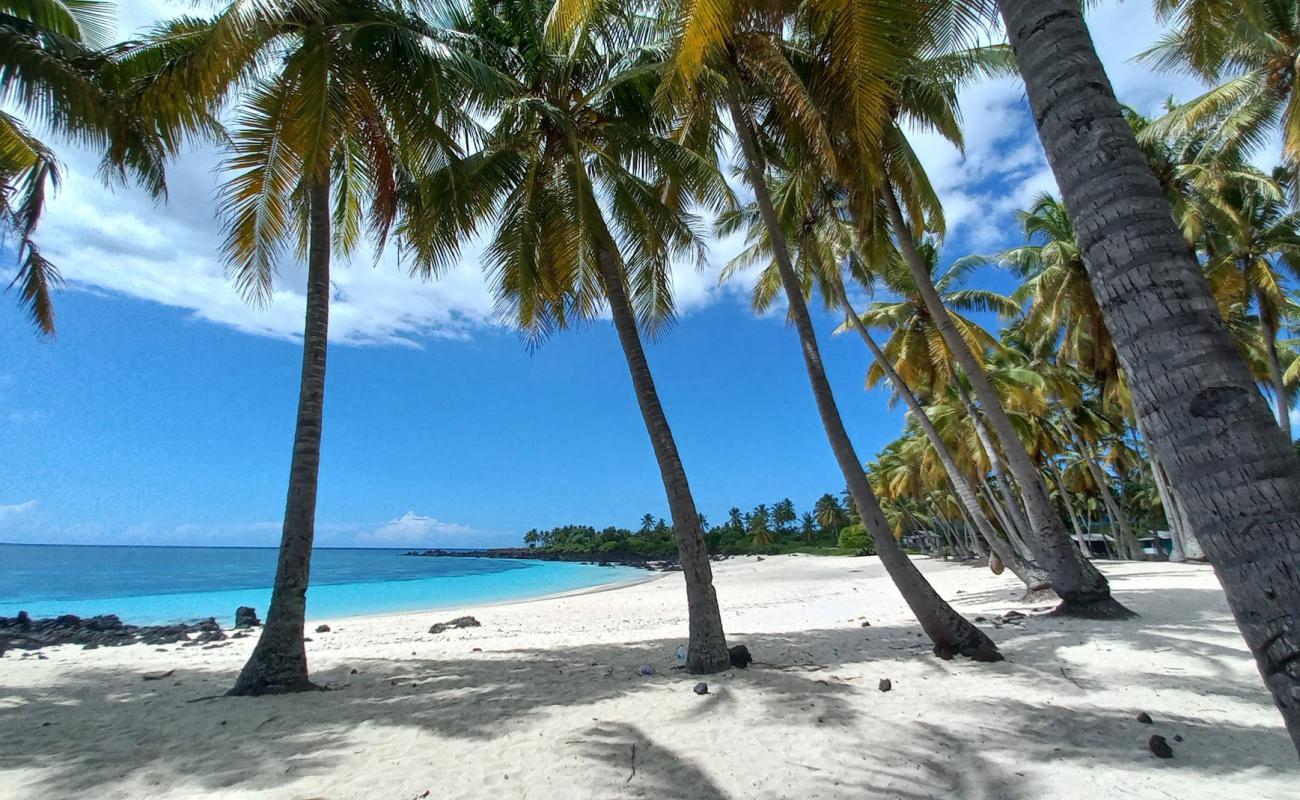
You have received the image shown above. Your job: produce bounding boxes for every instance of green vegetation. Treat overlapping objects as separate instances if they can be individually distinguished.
[522,494,867,557]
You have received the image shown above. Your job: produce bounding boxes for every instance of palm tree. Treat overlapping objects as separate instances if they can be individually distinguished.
[748,507,773,547]
[1142,0,1300,167]
[138,0,477,694]
[969,194,1122,399]
[1,1,181,333]
[799,511,816,543]
[855,243,1018,398]
[1198,169,1300,438]
[718,46,1001,661]
[997,0,1300,752]
[772,497,796,532]
[422,0,731,673]
[813,493,845,533]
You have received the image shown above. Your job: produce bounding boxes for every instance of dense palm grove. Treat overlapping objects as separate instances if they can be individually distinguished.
[5,0,1300,755]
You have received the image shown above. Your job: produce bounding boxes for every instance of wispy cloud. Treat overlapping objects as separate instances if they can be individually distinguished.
[0,500,37,525]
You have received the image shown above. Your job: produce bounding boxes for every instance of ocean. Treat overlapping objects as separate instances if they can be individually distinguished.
[0,543,645,625]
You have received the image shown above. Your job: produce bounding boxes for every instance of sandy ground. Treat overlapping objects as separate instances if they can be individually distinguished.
[0,556,1295,799]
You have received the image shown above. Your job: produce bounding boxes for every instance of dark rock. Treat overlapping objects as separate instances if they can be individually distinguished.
[234,607,260,629]
[1148,734,1173,759]
[1173,734,1183,743]
[639,665,655,676]
[1136,711,1153,724]
[728,644,752,669]
[860,621,871,627]
[428,616,481,634]
[879,678,892,692]
[142,669,174,681]
[693,682,709,695]
[16,611,31,628]
[350,668,359,675]
[315,624,331,633]
[82,643,99,650]
[1002,610,1025,622]
[302,637,313,643]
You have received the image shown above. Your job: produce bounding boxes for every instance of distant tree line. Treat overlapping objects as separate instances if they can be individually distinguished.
[521,493,876,556]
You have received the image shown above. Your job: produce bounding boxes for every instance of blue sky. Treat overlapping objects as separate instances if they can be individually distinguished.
[0,2,1216,548]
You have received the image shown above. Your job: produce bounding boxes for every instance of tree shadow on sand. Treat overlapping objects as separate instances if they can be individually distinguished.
[0,586,1294,798]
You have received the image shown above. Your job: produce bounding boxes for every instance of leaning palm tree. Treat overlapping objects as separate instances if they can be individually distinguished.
[996,0,1300,753]
[711,28,1000,661]
[137,0,480,694]
[409,0,732,672]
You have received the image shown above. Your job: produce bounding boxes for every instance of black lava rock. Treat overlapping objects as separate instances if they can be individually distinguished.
[1136,712,1153,724]
[693,682,709,695]
[234,607,261,629]
[728,644,752,669]
[1148,735,1173,759]
[879,678,892,692]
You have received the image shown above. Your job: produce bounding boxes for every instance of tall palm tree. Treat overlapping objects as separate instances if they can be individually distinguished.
[417,0,732,672]
[1,1,181,333]
[813,492,845,532]
[854,243,1018,398]
[139,0,478,694]
[969,194,1122,400]
[720,57,1001,661]
[997,0,1300,752]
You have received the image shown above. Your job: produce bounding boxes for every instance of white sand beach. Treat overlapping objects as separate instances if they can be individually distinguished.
[0,556,1295,799]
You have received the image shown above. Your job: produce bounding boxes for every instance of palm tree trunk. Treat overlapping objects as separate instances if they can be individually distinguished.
[1136,417,1187,561]
[830,269,1050,591]
[956,384,1035,560]
[229,178,331,696]
[1258,289,1292,440]
[724,79,999,661]
[1048,460,1090,557]
[1062,421,1142,561]
[594,237,730,674]
[1000,0,1300,752]
[880,182,1130,618]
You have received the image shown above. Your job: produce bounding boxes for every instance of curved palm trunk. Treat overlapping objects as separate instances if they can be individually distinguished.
[594,239,730,674]
[956,386,1035,560]
[1000,0,1300,753]
[229,178,331,696]
[830,270,1051,591]
[1048,460,1091,557]
[881,184,1131,618]
[724,81,999,662]
[1258,288,1292,440]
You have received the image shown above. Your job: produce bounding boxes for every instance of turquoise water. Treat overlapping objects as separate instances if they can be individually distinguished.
[0,544,644,625]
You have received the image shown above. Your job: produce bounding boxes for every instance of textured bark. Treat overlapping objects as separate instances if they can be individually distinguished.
[724,80,1000,662]
[831,269,1051,591]
[1000,0,1300,754]
[881,184,1130,617]
[228,178,332,696]
[594,237,730,674]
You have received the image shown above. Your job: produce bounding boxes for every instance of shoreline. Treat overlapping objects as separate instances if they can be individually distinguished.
[1,558,660,644]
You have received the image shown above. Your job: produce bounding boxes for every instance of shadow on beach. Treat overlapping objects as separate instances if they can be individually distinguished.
[0,583,1295,799]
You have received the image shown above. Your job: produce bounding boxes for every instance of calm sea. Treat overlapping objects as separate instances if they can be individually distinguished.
[0,544,644,625]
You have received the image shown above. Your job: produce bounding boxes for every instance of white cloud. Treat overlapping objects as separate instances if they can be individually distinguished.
[9,0,1254,343]
[356,511,480,546]
[0,500,37,525]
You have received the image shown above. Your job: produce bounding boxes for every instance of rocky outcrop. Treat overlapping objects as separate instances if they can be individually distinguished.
[0,613,231,652]
[428,616,481,634]
[234,606,261,628]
